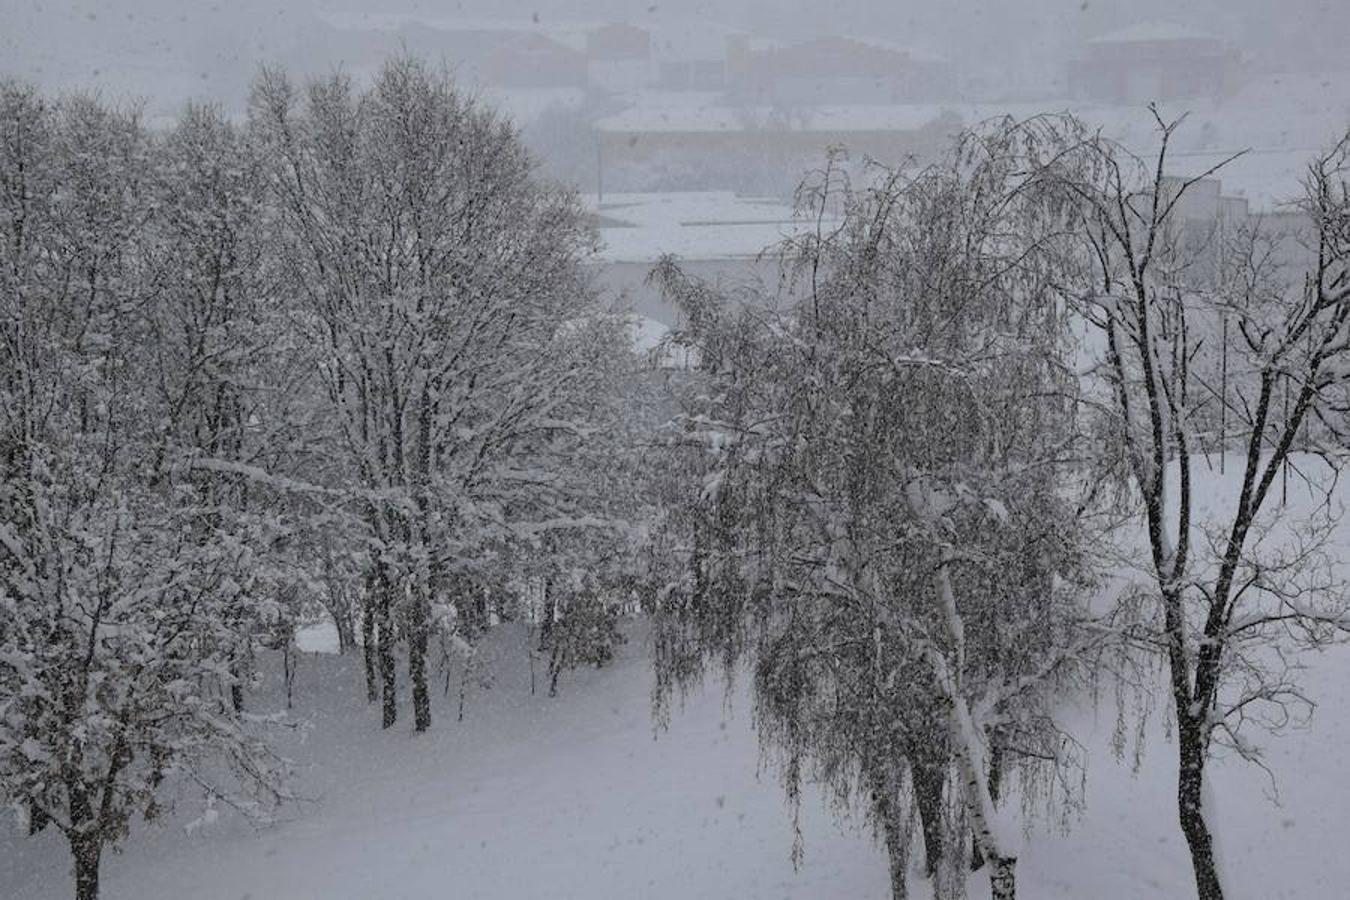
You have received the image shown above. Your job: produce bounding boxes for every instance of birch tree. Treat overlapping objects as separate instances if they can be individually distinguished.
[652,123,1101,900]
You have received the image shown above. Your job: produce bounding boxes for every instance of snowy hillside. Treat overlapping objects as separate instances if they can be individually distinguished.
[4,600,1349,899]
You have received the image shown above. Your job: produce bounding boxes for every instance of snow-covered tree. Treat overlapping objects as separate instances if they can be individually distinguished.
[0,84,289,900]
[147,101,323,712]
[248,57,633,732]
[1040,112,1350,900]
[651,126,1103,900]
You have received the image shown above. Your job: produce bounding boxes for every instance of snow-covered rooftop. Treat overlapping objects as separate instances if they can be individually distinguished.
[597,103,957,135]
[1087,21,1222,46]
[818,35,952,66]
[586,191,830,263]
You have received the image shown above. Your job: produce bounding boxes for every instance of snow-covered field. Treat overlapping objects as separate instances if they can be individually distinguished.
[4,458,1350,900]
[3,627,1349,899]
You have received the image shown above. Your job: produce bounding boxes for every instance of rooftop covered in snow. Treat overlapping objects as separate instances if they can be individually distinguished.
[596,102,959,135]
[1086,21,1224,46]
[584,190,832,264]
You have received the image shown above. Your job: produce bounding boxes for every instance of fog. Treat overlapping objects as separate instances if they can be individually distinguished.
[0,1,1346,208]
[6,1,1348,95]
[4,1,1348,205]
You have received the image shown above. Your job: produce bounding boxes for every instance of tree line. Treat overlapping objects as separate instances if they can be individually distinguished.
[2,57,1349,900]
[0,58,662,900]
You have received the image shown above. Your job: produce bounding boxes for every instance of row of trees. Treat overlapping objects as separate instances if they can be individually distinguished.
[2,55,1348,900]
[0,60,657,900]
[648,115,1350,900]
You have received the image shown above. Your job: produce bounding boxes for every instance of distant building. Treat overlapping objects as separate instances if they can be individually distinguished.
[480,33,588,89]
[729,35,957,105]
[595,103,961,193]
[1068,22,1244,103]
[648,23,744,91]
[1118,174,1313,306]
[585,23,654,93]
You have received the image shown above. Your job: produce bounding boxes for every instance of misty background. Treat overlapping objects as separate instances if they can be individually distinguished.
[4,1,1347,100]
[3,2,1349,218]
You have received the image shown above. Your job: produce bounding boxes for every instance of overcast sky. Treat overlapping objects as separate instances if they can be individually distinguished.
[3,1,1347,113]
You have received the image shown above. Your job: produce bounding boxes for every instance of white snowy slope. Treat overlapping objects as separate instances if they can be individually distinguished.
[4,460,1350,899]
[0,624,891,900]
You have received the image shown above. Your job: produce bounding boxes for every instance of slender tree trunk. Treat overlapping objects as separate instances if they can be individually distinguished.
[362,585,378,704]
[70,832,101,900]
[229,653,244,714]
[548,634,565,698]
[911,758,946,878]
[1178,719,1225,900]
[538,577,556,651]
[27,800,48,835]
[334,605,355,654]
[920,542,1017,900]
[882,808,910,900]
[378,581,397,729]
[972,738,1005,871]
[457,648,473,722]
[282,638,295,709]
[945,697,1017,900]
[409,588,431,732]
[868,763,911,900]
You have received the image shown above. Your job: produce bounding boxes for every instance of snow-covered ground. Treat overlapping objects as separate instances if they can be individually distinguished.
[4,459,1350,899]
[5,627,1349,899]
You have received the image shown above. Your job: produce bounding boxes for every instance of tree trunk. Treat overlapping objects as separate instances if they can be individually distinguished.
[334,605,355,655]
[548,634,565,698]
[868,764,911,900]
[948,703,1017,900]
[538,577,556,651]
[378,582,397,729]
[27,800,49,835]
[409,589,431,732]
[919,542,1016,900]
[882,809,910,900]
[362,587,378,704]
[473,589,489,633]
[229,656,244,714]
[70,832,101,900]
[911,758,946,878]
[1178,721,1225,900]
[282,638,295,709]
[972,739,1005,871]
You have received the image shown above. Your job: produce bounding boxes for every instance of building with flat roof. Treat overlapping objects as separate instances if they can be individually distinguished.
[595,101,961,193]
[1068,22,1244,103]
[728,35,957,105]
